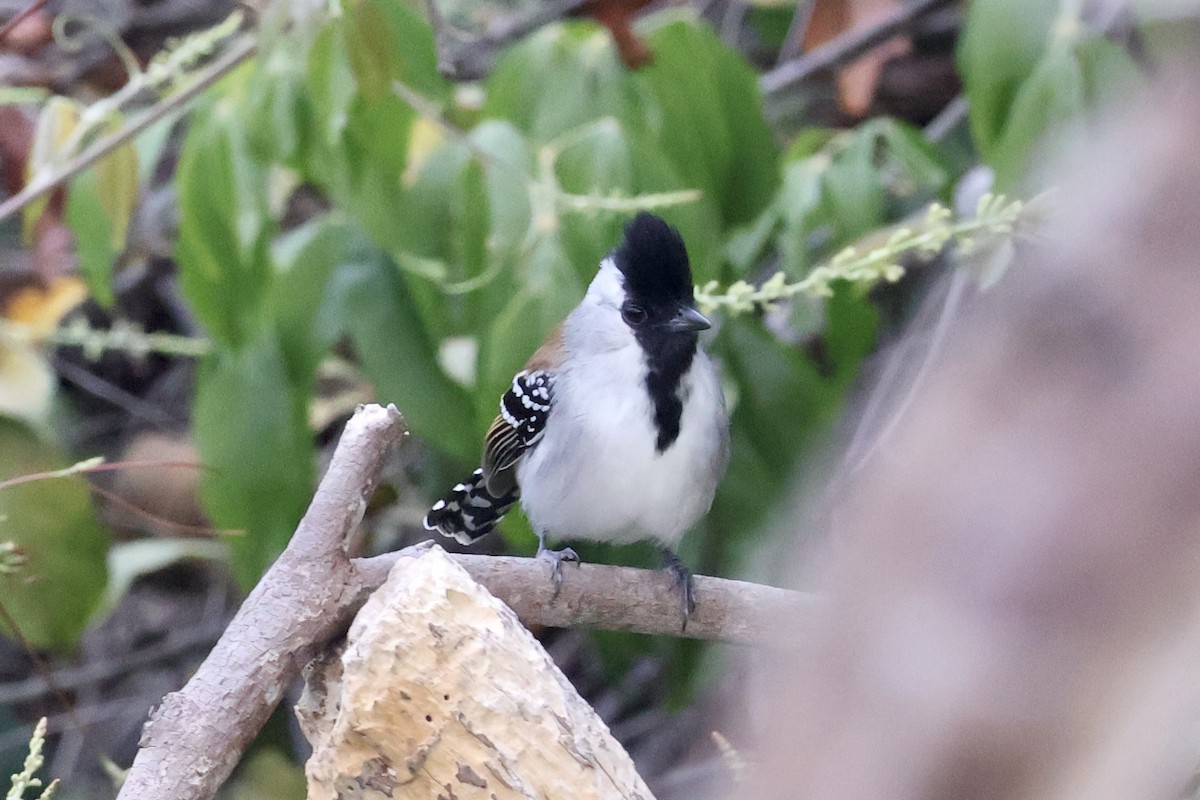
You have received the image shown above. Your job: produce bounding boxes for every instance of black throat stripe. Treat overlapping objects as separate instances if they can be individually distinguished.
[638,330,698,452]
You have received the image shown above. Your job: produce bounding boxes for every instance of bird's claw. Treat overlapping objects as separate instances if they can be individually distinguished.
[537,545,580,599]
[663,552,696,632]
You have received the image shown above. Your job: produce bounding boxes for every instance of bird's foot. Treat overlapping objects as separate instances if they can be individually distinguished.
[661,550,696,632]
[537,545,580,599]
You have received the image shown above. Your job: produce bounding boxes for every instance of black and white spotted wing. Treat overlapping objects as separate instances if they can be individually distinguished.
[482,369,554,495]
[422,468,519,545]
[422,370,553,546]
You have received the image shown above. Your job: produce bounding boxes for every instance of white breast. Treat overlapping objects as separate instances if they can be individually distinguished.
[516,336,728,549]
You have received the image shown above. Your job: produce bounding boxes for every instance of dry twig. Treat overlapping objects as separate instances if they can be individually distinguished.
[760,0,956,99]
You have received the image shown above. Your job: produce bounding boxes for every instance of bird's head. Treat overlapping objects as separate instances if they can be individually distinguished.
[609,212,710,336]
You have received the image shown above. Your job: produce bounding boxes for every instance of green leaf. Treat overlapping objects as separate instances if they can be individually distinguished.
[553,121,723,285]
[327,252,479,461]
[176,103,277,348]
[271,217,364,384]
[823,280,879,387]
[485,23,645,143]
[22,96,81,245]
[306,23,357,148]
[959,3,1144,191]
[958,0,1058,159]
[478,234,581,411]
[95,132,139,255]
[637,18,780,227]
[66,167,117,307]
[194,336,313,590]
[0,420,107,651]
[775,156,828,273]
[392,121,537,348]
[346,0,397,102]
[369,0,448,101]
[699,292,875,573]
[1076,35,1144,110]
[990,44,1085,188]
[470,121,535,254]
[247,65,310,165]
[870,119,950,199]
[821,132,885,243]
[66,125,139,307]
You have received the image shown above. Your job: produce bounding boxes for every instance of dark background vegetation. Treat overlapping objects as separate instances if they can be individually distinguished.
[0,0,1190,796]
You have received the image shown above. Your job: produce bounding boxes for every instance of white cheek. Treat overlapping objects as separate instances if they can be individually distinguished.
[585,258,626,310]
[568,257,636,355]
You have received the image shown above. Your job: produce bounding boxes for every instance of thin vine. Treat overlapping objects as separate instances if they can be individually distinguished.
[695,193,1026,315]
[0,318,211,359]
[0,14,256,224]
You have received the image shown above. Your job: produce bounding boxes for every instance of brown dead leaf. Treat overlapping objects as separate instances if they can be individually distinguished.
[0,8,52,53]
[577,0,654,69]
[0,106,33,198]
[804,0,912,118]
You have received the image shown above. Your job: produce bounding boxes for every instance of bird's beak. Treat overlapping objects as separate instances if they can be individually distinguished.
[667,305,712,333]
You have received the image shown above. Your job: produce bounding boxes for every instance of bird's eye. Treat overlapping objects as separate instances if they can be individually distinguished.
[622,303,648,326]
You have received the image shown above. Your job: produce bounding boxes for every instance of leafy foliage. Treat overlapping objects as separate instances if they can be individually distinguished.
[1,0,1155,643]
[166,1,795,580]
[958,0,1144,190]
[0,422,107,651]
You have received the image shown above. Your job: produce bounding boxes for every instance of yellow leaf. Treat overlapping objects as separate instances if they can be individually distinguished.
[22,97,81,245]
[402,116,446,186]
[96,121,140,252]
[0,343,54,423]
[3,276,88,332]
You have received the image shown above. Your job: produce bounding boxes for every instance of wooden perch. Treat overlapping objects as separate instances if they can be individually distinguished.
[115,403,406,800]
[115,403,810,800]
[356,549,814,646]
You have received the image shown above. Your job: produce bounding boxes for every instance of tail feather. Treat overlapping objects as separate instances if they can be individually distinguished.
[423,468,518,545]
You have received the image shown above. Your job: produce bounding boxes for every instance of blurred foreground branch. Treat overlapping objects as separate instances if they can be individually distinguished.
[744,73,1200,800]
[115,403,809,800]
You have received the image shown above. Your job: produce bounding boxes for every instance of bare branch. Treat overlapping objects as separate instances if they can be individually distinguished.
[0,0,51,42]
[355,550,813,645]
[425,0,588,80]
[760,0,957,100]
[114,403,406,800]
[113,402,810,800]
[0,33,257,225]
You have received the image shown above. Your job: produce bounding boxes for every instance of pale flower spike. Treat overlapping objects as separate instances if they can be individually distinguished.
[695,194,1026,315]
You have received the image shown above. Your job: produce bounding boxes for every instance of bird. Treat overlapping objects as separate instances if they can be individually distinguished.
[423,212,729,624]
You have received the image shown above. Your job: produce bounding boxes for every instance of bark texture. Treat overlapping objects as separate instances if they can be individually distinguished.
[355,550,814,646]
[114,401,808,800]
[301,546,655,799]
[115,404,407,800]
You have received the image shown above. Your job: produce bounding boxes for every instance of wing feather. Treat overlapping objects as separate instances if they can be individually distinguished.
[481,369,554,495]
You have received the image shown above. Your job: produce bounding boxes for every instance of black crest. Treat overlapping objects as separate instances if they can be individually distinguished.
[611,213,694,304]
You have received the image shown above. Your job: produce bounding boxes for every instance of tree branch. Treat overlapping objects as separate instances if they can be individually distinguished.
[759,0,957,100]
[0,33,256,225]
[114,403,405,800]
[425,0,588,80]
[355,550,813,645]
[0,0,50,42]
[114,402,810,800]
